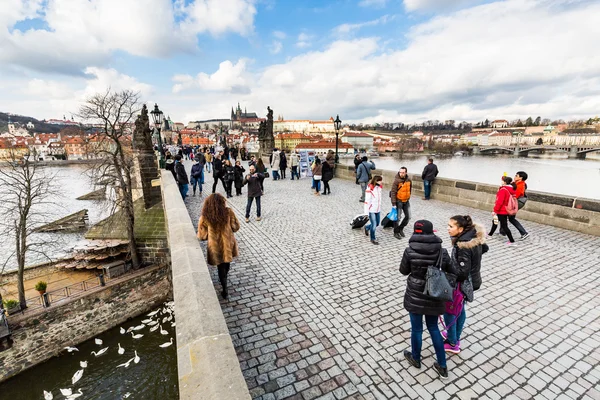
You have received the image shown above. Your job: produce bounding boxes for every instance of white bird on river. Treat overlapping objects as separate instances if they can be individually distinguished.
[162,316,169,323]
[94,338,103,345]
[123,393,132,398]
[60,388,73,396]
[71,369,84,385]
[126,326,134,333]
[66,389,83,399]
[141,319,152,324]
[149,324,159,332]
[159,325,168,335]
[171,322,176,328]
[119,327,125,334]
[91,347,108,357]
[80,361,87,369]
[131,332,144,339]
[159,338,174,348]
[116,357,135,368]
[43,390,53,400]
[147,310,159,317]
[64,346,78,353]
[118,343,125,355]
[132,324,145,331]
[134,350,140,364]
[147,320,158,326]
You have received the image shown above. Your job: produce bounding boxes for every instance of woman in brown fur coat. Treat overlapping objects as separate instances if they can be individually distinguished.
[197,193,240,299]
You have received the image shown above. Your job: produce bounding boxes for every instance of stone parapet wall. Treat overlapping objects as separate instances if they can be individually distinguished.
[161,172,250,400]
[0,265,171,382]
[335,164,600,236]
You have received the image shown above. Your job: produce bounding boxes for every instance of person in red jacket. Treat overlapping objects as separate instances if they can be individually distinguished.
[488,176,516,243]
[509,171,529,240]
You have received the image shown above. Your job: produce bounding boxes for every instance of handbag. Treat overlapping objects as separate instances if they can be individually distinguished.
[445,282,465,316]
[423,251,453,302]
[461,275,474,302]
[517,196,528,210]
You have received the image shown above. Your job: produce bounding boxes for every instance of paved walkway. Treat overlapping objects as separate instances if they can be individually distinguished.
[184,161,600,400]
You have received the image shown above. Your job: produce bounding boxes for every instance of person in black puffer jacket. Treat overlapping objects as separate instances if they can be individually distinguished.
[400,220,452,379]
[443,215,489,355]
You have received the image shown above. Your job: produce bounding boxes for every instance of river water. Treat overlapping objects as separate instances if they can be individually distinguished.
[0,164,111,272]
[0,303,178,400]
[343,154,600,200]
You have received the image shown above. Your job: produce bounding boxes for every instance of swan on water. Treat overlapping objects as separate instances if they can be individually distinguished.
[149,324,159,332]
[132,324,145,331]
[59,388,72,396]
[72,369,84,385]
[147,320,158,326]
[159,338,174,348]
[118,343,125,355]
[141,319,152,324]
[162,316,168,323]
[43,390,53,400]
[91,347,108,356]
[171,322,176,328]
[119,327,125,334]
[64,347,78,352]
[134,350,140,364]
[147,310,159,317]
[66,389,83,399]
[80,361,87,368]
[159,325,168,335]
[95,338,103,345]
[126,326,134,333]
[123,393,132,398]
[131,332,144,339]
[116,357,135,368]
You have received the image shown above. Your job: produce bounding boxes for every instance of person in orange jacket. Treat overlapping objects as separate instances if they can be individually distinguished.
[510,171,529,240]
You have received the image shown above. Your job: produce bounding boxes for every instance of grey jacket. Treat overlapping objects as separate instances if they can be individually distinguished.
[356,161,376,183]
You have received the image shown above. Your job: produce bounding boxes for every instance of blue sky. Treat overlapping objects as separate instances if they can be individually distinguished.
[1,0,599,124]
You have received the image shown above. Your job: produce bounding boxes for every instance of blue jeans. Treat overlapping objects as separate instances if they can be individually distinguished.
[365,212,380,241]
[409,313,447,368]
[444,305,467,346]
[272,170,280,180]
[179,183,189,199]
[314,180,321,192]
[206,162,212,173]
[245,196,261,218]
[190,177,202,194]
[291,166,299,180]
[424,180,432,199]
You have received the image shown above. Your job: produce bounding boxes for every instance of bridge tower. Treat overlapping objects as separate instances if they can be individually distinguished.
[569,145,579,159]
[472,145,480,155]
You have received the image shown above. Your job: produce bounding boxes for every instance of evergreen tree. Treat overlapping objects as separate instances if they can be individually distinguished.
[525,117,533,126]
[534,116,541,126]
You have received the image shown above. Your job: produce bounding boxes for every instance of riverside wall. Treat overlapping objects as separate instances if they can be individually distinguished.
[335,164,600,236]
[0,265,171,382]
[161,172,250,400]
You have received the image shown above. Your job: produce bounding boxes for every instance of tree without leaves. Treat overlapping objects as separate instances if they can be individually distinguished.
[77,89,142,269]
[0,148,60,309]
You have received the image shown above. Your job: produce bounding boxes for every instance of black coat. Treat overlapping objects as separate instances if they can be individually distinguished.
[280,153,288,169]
[243,173,264,198]
[451,224,488,291]
[213,158,223,178]
[422,163,439,181]
[234,165,246,188]
[223,165,235,182]
[354,157,362,171]
[175,161,189,184]
[400,234,452,316]
[322,160,334,182]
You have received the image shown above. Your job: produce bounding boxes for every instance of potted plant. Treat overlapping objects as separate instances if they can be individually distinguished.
[35,281,48,295]
[3,299,20,315]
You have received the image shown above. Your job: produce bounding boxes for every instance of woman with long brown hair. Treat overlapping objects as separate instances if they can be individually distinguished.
[197,193,240,299]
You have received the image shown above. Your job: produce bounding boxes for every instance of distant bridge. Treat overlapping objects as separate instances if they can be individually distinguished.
[471,145,600,158]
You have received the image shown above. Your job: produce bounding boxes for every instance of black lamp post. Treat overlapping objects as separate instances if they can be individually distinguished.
[334,114,342,164]
[150,103,165,169]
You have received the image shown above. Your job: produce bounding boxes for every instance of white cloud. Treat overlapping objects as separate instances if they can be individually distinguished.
[172,60,250,94]
[296,33,313,48]
[270,41,283,54]
[359,0,388,7]
[273,30,287,40]
[0,0,257,75]
[171,0,600,124]
[404,0,481,12]
[333,15,395,36]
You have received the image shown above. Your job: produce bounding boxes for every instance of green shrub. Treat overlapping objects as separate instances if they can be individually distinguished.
[35,281,47,292]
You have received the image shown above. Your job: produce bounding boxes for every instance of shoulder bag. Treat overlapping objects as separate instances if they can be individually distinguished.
[423,251,453,302]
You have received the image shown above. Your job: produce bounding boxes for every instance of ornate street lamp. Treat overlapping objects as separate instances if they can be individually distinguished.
[334,114,342,164]
[150,103,165,169]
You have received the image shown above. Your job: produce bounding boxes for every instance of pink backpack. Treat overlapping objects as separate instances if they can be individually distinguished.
[504,188,519,216]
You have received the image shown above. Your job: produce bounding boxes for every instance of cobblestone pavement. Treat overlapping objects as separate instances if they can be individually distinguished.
[183,161,600,400]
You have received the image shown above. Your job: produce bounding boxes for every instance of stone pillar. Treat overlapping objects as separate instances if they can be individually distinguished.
[472,146,480,155]
[133,105,162,210]
[568,145,579,159]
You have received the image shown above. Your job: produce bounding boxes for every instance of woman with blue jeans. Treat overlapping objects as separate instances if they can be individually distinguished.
[400,219,452,379]
[444,215,488,354]
[363,175,383,245]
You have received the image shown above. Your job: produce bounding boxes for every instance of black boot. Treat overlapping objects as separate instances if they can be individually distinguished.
[403,350,421,369]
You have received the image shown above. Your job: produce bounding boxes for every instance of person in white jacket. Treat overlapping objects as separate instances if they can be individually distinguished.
[364,175,384,245]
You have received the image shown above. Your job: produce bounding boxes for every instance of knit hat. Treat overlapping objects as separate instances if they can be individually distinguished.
[413,220,433,235]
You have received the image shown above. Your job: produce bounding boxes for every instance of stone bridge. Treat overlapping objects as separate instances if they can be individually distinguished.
[471,145,600,158]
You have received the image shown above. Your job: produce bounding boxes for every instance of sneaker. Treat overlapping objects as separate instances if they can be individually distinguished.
[506,241,515,245]
[256,217,262,221]
[245,218,250,223]
[433,362,449,379]
[403,350,421,369]
[394,233,403,240]
[398,230,405,238]
[358,199,364,203]
[444,342,460,354]
[371,240,379,245]
[364,227,369,236]
[520,233,530,240]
